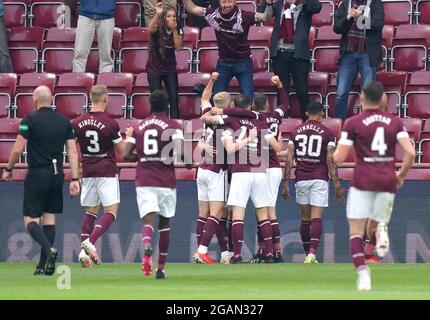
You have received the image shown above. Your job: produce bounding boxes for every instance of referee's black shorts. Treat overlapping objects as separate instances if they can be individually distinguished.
[23,167,64,217]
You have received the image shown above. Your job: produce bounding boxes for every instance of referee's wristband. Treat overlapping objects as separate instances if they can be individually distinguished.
[4,167,12,172]
[72,178,79,182]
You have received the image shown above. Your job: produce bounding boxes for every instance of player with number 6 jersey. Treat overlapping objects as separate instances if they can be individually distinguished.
[122,90,191,280]
[284,101,344,264]
[334,81,415,291]
[72,85,130,268]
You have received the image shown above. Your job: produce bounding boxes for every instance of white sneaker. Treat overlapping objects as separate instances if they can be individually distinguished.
[357,266,372,291]
[78,249,92,268]
[220,252,234,264]
[376,222,389,257]
[81,239,101,265]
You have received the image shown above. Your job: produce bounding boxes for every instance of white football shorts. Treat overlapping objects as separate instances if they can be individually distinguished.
[136,187,177,219]
[227,172,269,209]
[196,168,228,202]
[266,167,282,207]
[295,179,329,207]
[80,176,120,207]
[346,187,395,223]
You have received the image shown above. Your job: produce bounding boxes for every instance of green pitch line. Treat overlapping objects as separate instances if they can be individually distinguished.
[1,263,430,300]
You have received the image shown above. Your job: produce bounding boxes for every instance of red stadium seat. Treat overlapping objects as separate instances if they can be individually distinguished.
[198,27,217,48]
[400,117,422,142]
[183,26,200,51]
[115,1,142,29]
[30,1,66,28]
[14,73,56,118]
[390,24,430,72]
[121,27,150,48]
[311,46,339,73]
[0,73,18,118]
[236,1,257,12]
[178,73,211,120]
[116,118,141,134]
[320,118,342,140]
[8,26,45,74]
[313,25,341,47]
[0,118,21,163]
[404,168,430,179]
[376,71,407,116]
[130,73,150,119]
[383,0,413,26]
[279,118,303,140]
[118,47,193,74]
[312,0,334,27]
[248,25,273,47]
[96,73,133,118]
[416,0,430,24]
[53,73,95,119]
[289,72,329,118]
[404,71,430,119]
[382,25,394,50]
[3,2,27,27]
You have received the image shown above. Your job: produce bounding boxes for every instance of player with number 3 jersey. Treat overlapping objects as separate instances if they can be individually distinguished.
[72,85,130,268]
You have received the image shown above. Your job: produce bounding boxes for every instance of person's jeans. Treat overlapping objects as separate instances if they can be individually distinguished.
[0,16,13,73]
[147,72,179,119]
[334,52,377,120]
[214,58,254,99]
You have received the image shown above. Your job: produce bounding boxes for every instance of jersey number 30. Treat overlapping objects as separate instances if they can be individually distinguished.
[295,134,322,157]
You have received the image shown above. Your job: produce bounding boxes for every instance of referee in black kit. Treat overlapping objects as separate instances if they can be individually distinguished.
[2,86,80,275]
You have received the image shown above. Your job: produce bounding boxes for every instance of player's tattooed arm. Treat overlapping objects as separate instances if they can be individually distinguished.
[327,145,345,204]
[282,143,294,200]
[200,112,222,125]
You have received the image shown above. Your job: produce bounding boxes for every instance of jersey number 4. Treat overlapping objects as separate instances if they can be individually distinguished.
[371,127,387,156]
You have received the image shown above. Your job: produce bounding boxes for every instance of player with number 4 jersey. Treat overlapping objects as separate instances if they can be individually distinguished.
[334,81,415,291]
[73,85,131,268]
[284,101,344,264]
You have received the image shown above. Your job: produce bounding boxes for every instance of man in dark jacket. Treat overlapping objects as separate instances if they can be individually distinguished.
[260,0,321,120]
[71,0,115,73]
[333,0,384,120]
[0,0,13,72]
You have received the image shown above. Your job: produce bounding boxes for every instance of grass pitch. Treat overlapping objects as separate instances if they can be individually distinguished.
[0,263,429,300]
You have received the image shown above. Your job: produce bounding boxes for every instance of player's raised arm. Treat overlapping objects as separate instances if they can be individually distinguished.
[282,143,294,200]
[272,75,289,116]
[122,129,138,162]
[396,135,416,189]
[327,144,345,203]
[267,133,283,153]
[182,0,206,17]
[201,72,219,105]
[334,122,354,165]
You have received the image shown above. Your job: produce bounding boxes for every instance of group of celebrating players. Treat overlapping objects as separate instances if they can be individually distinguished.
[49,71,415,290]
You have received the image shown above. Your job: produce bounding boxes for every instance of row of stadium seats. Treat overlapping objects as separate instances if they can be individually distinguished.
[1,116,430,165]
[0,71,429,120]
[4,0,430,29]
[6,23,430,75]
